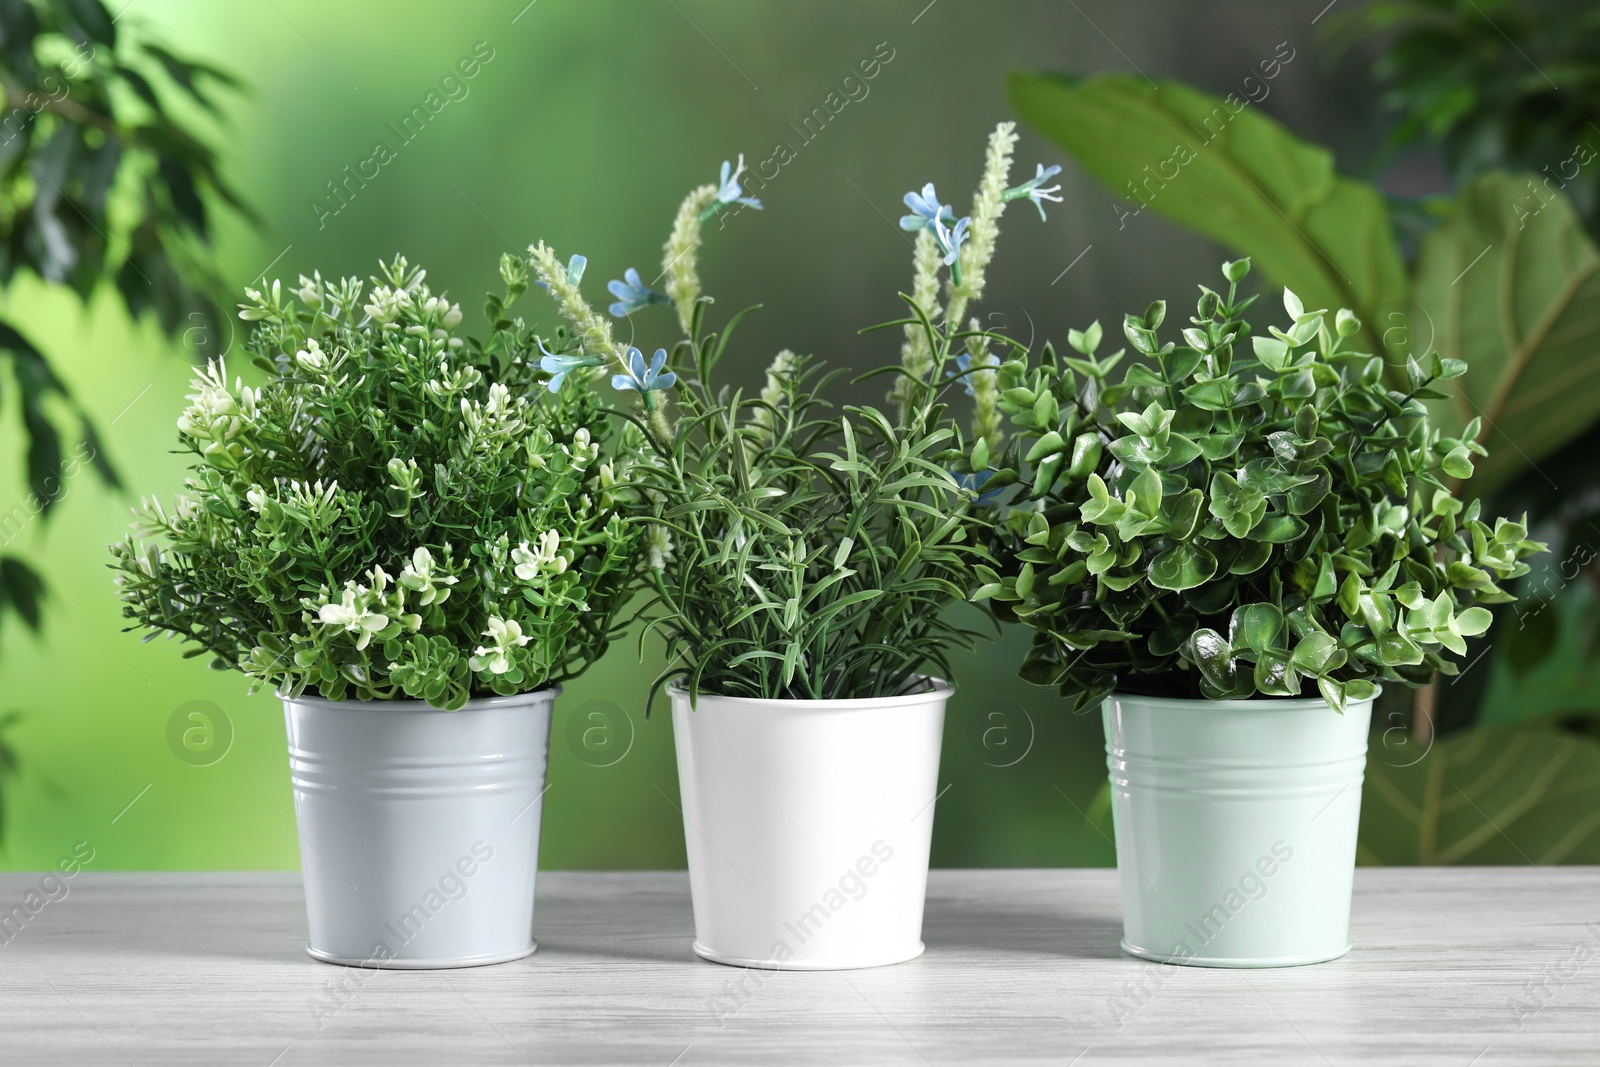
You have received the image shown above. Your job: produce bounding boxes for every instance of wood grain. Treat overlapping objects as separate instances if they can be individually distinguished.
[0,868,1595,1065]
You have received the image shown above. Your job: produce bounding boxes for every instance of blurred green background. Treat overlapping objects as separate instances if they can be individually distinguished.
[1,0,1584,871]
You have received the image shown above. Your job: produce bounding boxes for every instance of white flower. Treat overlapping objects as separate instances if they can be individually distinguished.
[295,338,328,373]
[292,273,323,309]
[567,426,599,466]
[176,361,241,441]
[511,530,566,581]
[425,360,483,399]
[646,525,674,570]
[468,616,531,675]
[757,349,799,416]
[246,486,269,513]
[363,284,411,326]
[285,479,340,514]
[459,381,524,446]
[486,382,513,419]
[399,546,457,606]
[315,581,390,650]
[751,349,801,441]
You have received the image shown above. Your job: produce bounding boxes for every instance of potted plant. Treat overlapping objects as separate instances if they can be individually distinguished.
[525,125,1057,969]
[112,254,640,967]
[974,258,1545,966]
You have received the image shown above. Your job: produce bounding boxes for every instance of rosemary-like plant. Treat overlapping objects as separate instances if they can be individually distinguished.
[528,126,1060,703]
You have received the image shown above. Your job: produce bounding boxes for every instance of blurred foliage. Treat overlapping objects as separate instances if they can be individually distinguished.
[1360,723,1600,863]
[1347,0,1600,234]
[1409,171,1600,495]
[0,708,17,845]
[1006,73,1406,366]
[0,0,247,840]
[1342,0,1600,720]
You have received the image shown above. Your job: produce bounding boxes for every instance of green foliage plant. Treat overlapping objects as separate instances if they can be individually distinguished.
[111,255,639,710]
[974,258,1546,713]
[528,126,1056,704]
[1008,50,1600,863]
[1008,67,1597,731]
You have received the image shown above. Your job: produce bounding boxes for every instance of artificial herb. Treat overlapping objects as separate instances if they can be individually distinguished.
[975,258,1546,712]
[529,125,1057,703]
[112,254,639,710]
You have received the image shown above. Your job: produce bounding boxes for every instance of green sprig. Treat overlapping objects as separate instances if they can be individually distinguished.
[112,255,642,710]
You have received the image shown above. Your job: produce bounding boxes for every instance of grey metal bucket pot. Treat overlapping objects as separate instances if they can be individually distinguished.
[281,688,556,968]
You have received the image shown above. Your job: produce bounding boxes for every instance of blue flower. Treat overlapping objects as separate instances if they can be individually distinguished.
[535,253,588,291]
[931,214,970,266]
[612,347,677,396]
[607,267,668,318]
[900,183,955,232]
[699,155,763,220]
[954,468,1006,507]
[1006,163,1064,221]
[948,352,978,397]
[537,338,603,393]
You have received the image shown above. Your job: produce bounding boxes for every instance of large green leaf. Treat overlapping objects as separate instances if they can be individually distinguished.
[1412,171,1600,496]
[1359,725,1600,865]
[1008,72,1407,359]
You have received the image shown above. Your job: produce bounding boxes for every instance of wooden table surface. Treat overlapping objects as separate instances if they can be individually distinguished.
[1,868,1596,1065]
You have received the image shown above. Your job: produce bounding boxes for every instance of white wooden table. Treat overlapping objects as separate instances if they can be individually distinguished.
[1,869,1596,1065]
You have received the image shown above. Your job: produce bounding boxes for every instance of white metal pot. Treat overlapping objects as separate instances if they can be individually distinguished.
[669,679,950,970]
[1102,691,1374,968]
[282,688,556,968]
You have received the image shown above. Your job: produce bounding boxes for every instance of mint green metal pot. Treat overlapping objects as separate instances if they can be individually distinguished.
[1102,692,1374,968]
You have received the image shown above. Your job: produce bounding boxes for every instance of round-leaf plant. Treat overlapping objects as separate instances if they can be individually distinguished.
[974,258,1546,712]
[112,254,640,710]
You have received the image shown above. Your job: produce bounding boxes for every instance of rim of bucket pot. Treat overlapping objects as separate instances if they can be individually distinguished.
[279,685,562,713]
[1101,687,1382,713]
[666,675,952,710]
